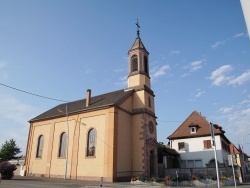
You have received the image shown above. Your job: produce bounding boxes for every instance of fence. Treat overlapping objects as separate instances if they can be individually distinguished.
[164,167,234,178]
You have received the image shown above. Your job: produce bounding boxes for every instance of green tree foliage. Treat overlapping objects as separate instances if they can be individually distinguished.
[0,139,22,161]
[157,141,180,168]
[157,142,166,163]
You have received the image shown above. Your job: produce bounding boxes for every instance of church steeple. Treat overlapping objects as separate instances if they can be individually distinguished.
[127,20,150,89]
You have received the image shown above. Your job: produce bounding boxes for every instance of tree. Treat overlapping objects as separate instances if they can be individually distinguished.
[0,139,22,161]
[157,142,166,163]
[157,141,180,168]
[0,161,17,179]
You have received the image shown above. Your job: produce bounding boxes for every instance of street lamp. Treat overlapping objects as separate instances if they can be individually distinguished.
[242,133,250,182]
[57,104,69,180]
[210,122,220,188]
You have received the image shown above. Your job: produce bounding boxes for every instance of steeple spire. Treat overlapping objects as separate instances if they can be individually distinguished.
[130,19,147,51]
[136,19,140,38]
[127,20,150,89]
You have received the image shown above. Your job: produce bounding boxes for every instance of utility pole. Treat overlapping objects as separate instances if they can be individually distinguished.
[210,122,220,188]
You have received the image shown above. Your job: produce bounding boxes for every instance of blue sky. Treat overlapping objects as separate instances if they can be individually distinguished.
[1,0,250,156]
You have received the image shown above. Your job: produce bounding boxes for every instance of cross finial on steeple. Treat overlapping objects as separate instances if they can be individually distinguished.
[136,19,140,38]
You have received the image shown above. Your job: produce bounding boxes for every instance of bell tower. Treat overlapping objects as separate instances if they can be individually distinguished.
[127,19,150,89]
[127,20,158,178]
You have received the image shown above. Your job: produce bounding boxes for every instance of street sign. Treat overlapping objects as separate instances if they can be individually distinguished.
[228,154,237,166]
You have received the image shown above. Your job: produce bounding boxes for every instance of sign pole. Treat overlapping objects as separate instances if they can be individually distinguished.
[210,122,220,188]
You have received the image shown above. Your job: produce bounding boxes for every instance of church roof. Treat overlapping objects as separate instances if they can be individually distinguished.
[129,37,148,53]
[29,89,133,122]
[167,111,226,140]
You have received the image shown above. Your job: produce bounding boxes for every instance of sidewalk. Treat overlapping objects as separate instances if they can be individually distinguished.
[1,176,250,188]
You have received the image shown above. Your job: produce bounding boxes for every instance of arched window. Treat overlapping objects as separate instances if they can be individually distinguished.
[87,129,96,157]
[36,135,44,158]
[58,132,66,158]
[144,56,148,74]
[131,55,138,72]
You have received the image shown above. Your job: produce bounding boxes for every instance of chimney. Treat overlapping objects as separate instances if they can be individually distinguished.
[86,89,91,107]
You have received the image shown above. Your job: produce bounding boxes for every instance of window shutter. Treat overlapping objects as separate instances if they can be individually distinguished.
[204,140,211,149]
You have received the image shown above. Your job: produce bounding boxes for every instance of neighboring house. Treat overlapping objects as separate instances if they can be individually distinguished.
[24,24,158,182]
[167,111,231,169]
[229,143,243,182]
[9,157,25,176]
[229,143,241,167]
[157,143,179,177]
[163,145,180,169]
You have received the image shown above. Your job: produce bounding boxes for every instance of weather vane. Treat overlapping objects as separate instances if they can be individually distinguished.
[136,18,140,38]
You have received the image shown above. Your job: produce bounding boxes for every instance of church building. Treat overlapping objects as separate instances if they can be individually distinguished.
[24,22,158,182]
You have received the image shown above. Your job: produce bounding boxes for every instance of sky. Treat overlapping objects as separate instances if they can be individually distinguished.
[0,0,250,156]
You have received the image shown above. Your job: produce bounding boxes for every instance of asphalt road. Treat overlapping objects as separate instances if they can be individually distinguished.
[1,176,250,188]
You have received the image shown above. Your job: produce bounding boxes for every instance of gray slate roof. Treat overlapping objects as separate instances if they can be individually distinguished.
[30,89,133,122]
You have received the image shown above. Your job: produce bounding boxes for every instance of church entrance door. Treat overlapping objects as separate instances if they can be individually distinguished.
[149,150,154,177]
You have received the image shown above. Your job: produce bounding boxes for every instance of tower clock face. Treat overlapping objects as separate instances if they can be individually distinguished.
[148,121,154,133]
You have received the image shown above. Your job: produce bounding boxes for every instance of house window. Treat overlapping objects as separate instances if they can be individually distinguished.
[131,55,138,72]
[181,160,202,168]
[190,127,196,134]
[187,160,194,168]
[58,132,66,158]
[87,129,96,157]
[36,135,44,158]
[181,160,186,168]
[204,140,212,149]
[178,142,185,150]
[194,160,202,167]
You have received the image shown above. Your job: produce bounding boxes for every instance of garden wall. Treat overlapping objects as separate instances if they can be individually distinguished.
[164,167,234,178]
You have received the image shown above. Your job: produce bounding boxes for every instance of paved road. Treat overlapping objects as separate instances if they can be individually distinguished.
[1,176,250,188]
[0,176,163,188]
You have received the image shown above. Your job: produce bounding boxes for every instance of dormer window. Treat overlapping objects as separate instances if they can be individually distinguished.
[190,127,196,134]
[188,123,200,134]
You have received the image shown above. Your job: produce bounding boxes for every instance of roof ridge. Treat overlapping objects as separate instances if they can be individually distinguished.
[29,89,132,123]
[167,110,198,139]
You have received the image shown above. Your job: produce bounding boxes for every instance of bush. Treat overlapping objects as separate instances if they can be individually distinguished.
[137,173,148,182]
[0,161,17,179]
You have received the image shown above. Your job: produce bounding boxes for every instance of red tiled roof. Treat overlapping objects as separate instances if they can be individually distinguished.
[229,143,240,154]
[167,111,225,139]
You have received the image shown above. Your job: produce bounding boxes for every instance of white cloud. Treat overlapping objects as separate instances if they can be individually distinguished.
[170,50,180,55]
[151,64,170,79]
[211,32,246,49]
[219,107,233,114]
[0,95,39,154]
[0,61,8,69]
[210,66,250,86]
[115,76,127,86]
[0,61,9,79]
[180,73,190,77]
[209,65,233,86]
[228,70,250,86]
[0,95,37,124]
[183,59,205,73]
[114,68,126,73]
[190,60,203,72]
[211,40,225,49]
[233,33,245,38]
[214,97,250,152]
[194,89,205,98]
